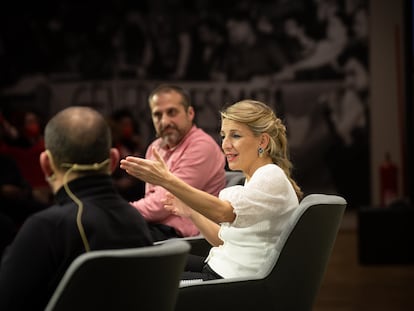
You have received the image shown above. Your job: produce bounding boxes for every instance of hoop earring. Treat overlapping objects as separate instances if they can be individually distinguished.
[258,147,264,157]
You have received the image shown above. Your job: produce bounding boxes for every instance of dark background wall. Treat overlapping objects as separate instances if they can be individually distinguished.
[0,0,411,207]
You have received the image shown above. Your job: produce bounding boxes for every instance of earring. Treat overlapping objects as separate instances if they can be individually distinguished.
[258,147,264,157]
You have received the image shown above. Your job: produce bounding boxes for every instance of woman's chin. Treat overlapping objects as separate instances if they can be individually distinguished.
[227,163,239,171]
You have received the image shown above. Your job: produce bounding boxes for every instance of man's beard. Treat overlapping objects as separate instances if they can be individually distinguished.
[159,127,182,148]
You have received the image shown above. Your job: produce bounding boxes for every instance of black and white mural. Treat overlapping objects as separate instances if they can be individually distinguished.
[0,0,370,208]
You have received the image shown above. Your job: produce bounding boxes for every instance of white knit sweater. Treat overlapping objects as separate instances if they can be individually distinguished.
[206,164,299,278]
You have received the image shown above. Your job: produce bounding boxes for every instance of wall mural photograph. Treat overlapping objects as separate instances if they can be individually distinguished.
[0,0,370,209]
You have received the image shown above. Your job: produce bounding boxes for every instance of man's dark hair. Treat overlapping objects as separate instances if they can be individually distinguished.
[148,84,192,110]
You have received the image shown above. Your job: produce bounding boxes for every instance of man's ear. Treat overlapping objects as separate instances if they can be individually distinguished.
[187,106,195,122]
[39,150,55,177]
[109,148,120,174]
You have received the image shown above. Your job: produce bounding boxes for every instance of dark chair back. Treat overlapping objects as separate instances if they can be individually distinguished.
[175,194,346,311]
[45,240,190,311]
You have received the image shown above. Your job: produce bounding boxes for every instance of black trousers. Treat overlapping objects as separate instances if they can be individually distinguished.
[181,254,223,281]
[148,223,181,242]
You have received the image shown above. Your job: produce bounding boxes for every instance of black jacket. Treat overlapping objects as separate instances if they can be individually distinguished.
[0,174,153,311]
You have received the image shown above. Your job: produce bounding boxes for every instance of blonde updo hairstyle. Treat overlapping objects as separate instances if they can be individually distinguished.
[220,99,303,200]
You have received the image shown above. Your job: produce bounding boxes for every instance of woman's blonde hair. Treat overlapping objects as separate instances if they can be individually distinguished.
[221,99,303,199]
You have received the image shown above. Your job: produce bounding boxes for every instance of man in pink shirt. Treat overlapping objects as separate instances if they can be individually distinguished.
[129,84,226,241]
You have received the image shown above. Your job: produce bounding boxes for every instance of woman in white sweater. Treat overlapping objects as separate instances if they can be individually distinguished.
[120,99,303,280]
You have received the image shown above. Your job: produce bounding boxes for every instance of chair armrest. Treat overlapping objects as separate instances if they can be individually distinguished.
[154,235,211,257]
[176,277,271,311]
[180,236,211,257]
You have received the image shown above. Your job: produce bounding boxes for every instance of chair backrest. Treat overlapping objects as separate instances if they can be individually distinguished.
[45,240,190,311]
[225,171,245,187]
[263,194,346,309]
[175,194,346,311]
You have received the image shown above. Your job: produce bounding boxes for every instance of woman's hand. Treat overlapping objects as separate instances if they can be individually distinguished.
[120,147,170,186]
[162,192,193,218]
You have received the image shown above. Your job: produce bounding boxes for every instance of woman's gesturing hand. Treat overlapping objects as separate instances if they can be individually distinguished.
[120,147,170,186]
[162,192,193,218]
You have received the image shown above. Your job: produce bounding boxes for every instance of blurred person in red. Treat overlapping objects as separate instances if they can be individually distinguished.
[0,109,52,205]
[0,111,47,252]
[109,108,145,201]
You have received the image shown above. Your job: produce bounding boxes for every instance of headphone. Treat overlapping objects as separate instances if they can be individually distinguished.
[47,150,110,252]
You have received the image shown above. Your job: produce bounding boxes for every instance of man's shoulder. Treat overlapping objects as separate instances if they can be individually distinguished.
[25,204,74,227]
[187,126,218,144]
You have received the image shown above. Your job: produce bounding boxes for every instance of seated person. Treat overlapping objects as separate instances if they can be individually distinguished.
[129,84,226,241]
[121,99,302,280]
[109,108,145,201]
[0,110,53,205]
[0,152,48,225]
[0,106,153,311]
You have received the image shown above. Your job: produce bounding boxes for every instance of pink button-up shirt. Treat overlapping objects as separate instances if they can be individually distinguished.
[130,125,226,237]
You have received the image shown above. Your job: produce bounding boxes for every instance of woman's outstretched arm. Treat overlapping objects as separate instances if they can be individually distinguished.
[120,148,235,224]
